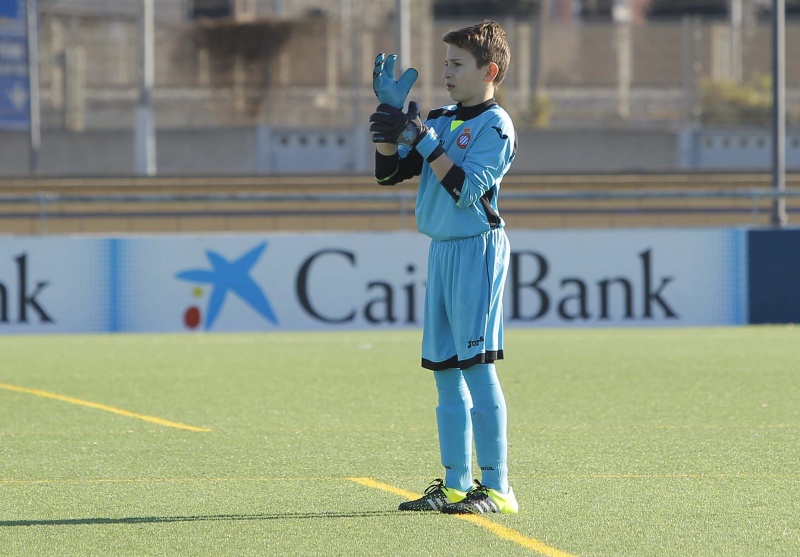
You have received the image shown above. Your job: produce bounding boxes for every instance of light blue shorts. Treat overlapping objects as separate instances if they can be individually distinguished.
[421,228,510,371]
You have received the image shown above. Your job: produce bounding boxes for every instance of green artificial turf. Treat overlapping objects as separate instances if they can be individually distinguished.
[1,327,798,556]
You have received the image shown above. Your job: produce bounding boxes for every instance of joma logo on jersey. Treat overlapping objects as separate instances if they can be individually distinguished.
[467,336,484,348]
[456,128,472,149]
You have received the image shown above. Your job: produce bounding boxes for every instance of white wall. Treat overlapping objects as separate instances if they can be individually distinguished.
[679,127,800,170]
[0,126,680,176]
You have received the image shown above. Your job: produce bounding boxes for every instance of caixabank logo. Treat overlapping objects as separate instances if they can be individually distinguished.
[0,253,54,326]
[175,242,277,330]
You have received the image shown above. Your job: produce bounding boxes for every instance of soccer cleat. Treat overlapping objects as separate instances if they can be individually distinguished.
[398,478,468,512]
[441,480,519,514]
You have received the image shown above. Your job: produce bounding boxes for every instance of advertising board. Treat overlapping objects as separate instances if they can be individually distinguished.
[0,228,748,334]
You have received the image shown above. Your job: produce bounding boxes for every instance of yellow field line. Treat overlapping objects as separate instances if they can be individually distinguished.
[4,471,797,487]
[0,476,331,486]
[347,477,577,557]
[0,382,211,432]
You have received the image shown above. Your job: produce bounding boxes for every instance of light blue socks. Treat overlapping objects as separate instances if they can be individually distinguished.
[433,368,473,493]
[463,363,509,494]
[433,364,509,494]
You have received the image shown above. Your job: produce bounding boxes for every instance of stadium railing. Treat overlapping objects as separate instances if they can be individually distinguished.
[0,173,797,234]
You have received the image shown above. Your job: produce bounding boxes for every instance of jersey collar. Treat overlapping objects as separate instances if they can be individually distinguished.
[455,99,497,121]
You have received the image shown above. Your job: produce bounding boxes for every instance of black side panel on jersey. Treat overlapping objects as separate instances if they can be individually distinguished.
[479,188,502,228]
[511,133,518,162]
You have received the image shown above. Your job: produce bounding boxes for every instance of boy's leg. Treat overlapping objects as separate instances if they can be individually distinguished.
[448,228,509,369]
[462,363,509,494]
[421,239,458,369]
[442,361,518,515]
[433,368,474,492]
[397,367,471,512]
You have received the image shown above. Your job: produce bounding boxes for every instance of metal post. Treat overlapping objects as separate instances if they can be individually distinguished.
[135,0,156,176]
[531,1,543,94]
[613,0,632,119]
[26,0,41,175]
[771,0,786,226]
[345,0,367,172]
[49,19,63,110]
[397,0,411,74]
[420,11,433,112]
[730,0,743,83]
[64,46,86,131]
[325,16,338,108]
[517,22,531,115]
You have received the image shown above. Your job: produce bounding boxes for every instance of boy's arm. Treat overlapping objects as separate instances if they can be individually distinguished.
[417,121,514,207]
[389,106,516,207]
[374,142,423,186]
[427,152,455,185]
[373,139,453,190]
[370,103,512,196]
[370,102,450,186]
[445,120,516,207]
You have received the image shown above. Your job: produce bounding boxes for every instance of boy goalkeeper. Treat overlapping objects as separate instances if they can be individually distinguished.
[369,20,518,515]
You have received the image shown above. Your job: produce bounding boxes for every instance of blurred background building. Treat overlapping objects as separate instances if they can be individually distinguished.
[0,0,798,175]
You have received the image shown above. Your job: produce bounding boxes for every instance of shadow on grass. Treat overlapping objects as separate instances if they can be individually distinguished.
[1,511,405,527]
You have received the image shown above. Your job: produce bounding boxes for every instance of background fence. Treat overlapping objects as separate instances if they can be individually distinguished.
[1,1,797,228]
[29,1,800,132]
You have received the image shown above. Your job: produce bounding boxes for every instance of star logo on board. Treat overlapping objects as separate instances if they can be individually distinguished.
[175,242,278,330]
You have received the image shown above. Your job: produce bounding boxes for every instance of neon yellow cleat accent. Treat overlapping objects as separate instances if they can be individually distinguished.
[442,481,519,514]
[486,485,519,514]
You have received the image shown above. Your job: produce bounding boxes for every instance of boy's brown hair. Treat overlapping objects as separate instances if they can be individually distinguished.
[442,20,511,86]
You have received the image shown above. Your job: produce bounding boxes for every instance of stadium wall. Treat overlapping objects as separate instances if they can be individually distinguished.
[3,226,793,335]
[2,127,799,177]
[0,127,679,176]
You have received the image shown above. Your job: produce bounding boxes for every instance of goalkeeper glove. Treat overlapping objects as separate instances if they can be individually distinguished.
[369,102,444,162]
[372,52,419,109]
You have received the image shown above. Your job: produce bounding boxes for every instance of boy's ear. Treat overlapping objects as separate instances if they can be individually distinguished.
[484,62,499,83]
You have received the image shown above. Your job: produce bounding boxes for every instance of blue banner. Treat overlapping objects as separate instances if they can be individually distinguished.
[748,229,800,324]
[0,28,28,128]
[0,0,22,22]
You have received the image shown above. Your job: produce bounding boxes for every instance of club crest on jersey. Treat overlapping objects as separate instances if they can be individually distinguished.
[456,128,472,149]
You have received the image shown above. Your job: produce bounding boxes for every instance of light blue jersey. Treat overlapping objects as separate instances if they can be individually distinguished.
[375,99,517,241]
[413,101,516,241]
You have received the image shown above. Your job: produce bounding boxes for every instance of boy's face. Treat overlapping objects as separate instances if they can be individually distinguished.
[442,45,494,107]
